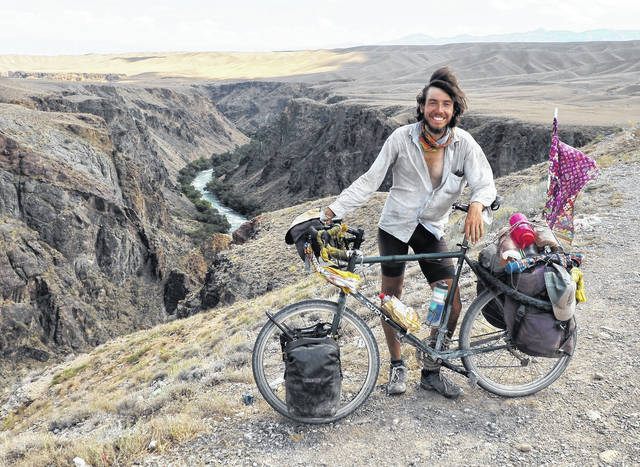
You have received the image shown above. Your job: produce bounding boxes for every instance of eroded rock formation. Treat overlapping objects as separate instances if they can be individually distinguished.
[0,81,246,368]
[220,98,395,212]
[209,96,611,213]
[0,76,613,365]
[460,114,610,177]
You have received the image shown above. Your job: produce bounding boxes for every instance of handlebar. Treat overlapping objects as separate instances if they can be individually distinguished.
[315,195,501,263]
[311,222,365,251]
[452,195,502,213]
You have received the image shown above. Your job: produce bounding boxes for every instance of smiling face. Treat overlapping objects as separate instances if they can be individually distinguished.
[420,86,454,137]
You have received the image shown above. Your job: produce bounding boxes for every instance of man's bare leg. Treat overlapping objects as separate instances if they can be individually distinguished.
[428,278,463,338]
[421,277,464,399]
[381,273,408,395]
[380,273,405,359]
[381,276,462,354]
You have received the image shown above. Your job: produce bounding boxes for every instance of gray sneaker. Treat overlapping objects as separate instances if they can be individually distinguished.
[420,368,463,399]
[387,363,408,395]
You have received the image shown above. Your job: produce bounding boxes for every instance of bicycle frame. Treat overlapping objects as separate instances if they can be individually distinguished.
[328,238,510,378]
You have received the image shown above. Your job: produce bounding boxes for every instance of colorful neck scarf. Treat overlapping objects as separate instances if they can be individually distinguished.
[419,122,454,152]
[543,118,598,243]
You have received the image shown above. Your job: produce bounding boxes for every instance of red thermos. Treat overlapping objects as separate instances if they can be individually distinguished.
[509,213,535,248]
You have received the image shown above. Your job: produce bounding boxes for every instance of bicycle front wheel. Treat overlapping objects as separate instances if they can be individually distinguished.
[459,290,574,397]
[252,299,380,424]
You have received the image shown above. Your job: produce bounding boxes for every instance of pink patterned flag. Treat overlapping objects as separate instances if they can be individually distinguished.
[544,118,598,243]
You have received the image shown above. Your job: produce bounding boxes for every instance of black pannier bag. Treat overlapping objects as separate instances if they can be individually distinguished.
[280,323,342,418]
[476,244,507,329]
[502,265,576,358]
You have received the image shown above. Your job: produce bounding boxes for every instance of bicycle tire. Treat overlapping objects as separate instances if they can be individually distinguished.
[252,299,380,424]
[459,290,574,397]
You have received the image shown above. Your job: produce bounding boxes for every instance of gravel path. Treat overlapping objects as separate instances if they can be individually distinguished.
[144,148,640,466]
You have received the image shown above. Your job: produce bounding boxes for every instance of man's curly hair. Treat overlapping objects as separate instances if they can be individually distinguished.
[416,67,468,128]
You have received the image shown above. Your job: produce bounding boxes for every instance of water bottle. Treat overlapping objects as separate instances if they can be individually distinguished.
[498,227,521,266]
[426,281,448,327]
[509,213,535,248]
[533,224,559,251]
[379,293,420,333]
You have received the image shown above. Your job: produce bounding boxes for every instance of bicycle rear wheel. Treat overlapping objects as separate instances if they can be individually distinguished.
[252,299,379,424]
[459,290,574,397]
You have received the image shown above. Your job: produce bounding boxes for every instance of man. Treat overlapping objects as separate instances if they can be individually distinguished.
[322,67,496,399]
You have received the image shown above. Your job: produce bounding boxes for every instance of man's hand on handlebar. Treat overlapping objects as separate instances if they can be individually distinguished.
[456,196,501,244]
[463,201,485,244]
[320,207,336,225]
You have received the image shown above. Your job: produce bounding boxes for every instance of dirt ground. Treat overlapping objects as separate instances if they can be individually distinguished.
[142,135,640,466]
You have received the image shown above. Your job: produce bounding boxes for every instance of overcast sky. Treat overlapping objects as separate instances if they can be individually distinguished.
[2,0,639,55]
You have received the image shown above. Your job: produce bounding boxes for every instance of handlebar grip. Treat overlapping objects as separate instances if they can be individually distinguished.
[490,195,502,211]
[453,202,469,212]
[452,195,502,213]
[349,227,365,249]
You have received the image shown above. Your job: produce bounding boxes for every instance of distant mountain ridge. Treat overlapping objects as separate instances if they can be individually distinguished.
[384,28,640,45]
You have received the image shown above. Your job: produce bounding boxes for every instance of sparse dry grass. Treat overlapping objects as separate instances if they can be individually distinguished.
[2,126,637,466]
[2,412,206,466]
[0,274,330,466]
[609,192,628,207]
[594,151,640,168]
[50,362,90,386]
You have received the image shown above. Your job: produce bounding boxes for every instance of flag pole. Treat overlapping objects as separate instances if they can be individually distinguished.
[547,108,558,193]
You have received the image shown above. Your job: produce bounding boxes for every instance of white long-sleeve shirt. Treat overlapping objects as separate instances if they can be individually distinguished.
[328,122,496,242]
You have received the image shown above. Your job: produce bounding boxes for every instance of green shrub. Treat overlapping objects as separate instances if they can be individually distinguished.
[193,199,212,213]
[187,223,229,243]
[181,184,202,201]
[192,157,213,171]
[209,151,243,177]
[205,179,260,217]
[51,363,89,386]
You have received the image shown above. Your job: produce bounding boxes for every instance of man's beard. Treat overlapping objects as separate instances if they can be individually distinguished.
[424,120,449,138]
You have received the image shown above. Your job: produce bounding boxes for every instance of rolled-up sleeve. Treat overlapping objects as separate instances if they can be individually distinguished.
[464,139,497,208]
[328,130,399,218]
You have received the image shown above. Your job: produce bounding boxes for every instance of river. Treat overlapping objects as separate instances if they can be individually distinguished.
[191,169,248,232]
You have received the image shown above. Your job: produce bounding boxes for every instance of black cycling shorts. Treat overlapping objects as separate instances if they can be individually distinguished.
[377,224,455,283]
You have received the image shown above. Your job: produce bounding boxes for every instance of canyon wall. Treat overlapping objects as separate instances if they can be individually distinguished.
[206,84,611,213]
[0,81,245,367]
[0,77,612,366]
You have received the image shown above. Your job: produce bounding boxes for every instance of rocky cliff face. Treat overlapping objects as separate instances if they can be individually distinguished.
[0,76,613,369]
[221,98,395,212]
[5,71,124,81]
[205,81,328,134]
[208,96,610,212]
[0,81,246,370]
[460,114,611,177]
